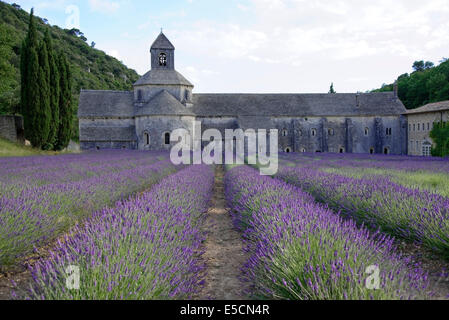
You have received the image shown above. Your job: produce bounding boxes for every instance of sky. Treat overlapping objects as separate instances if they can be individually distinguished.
[7,0,449,93]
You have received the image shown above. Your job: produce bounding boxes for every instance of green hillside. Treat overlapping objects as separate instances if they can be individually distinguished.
[0,1,140,140]
[373,59,449,110]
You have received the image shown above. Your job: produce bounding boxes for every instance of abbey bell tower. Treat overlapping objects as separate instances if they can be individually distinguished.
[150,32,175,70]
[133,31,193,106]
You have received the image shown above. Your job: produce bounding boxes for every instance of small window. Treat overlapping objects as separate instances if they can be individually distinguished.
[144,132,150,146]
[386,128,392,136]
[285,147,291,153]
[339,147,345,154]
[417,123,420,131]
[137,90,143,101]
[96,146,100,150]
[384,147,390,155]
[413,124,415,131]
[282,129,288,137]
[316,150,322,153]
[416,141,419,152]
[298,130,303,136]
[122,146,127,150]
[164,132,170,145]
[311,129,317,137]
[301,148,306,153]
[427,123,430,131]
[370,148,374,154]
[328,128,334,136]
[364,127,369,136]
[409,124,411,132]
[304,118,308,121]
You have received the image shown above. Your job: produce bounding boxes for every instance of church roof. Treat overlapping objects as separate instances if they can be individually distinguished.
[191,92,406,117]
[134,69,193,87]
[151,32,175,50]
[135,90,195,116]
[405,100,449,115]
[78,90,134,118]
[78,90,406,120]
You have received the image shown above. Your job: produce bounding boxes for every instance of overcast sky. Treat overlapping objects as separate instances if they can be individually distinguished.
[8,0,449,93]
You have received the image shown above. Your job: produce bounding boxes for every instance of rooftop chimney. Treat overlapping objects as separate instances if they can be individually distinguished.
[393,81,398,99]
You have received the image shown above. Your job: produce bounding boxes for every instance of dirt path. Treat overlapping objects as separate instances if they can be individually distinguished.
[195,165,249,300]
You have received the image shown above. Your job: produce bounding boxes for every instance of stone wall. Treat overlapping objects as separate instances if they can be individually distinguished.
[407,110,449,156]
[0,115,24,144]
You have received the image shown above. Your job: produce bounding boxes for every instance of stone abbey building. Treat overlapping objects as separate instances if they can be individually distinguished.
[78,32,408,155]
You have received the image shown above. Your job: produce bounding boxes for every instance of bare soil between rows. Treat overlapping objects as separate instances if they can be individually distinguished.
[193,165,250,300]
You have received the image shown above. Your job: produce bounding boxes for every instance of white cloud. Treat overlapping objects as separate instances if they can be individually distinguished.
[88,0,120,14]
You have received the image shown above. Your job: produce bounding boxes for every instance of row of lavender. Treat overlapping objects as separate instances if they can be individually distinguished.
[24,165,214,300]
[225,165,430,299]
[0,151,167,190]
[279,152,449,173]
[0,152,179,268]
[276,165,449,259]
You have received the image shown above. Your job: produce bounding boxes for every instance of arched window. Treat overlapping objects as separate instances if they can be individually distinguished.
[328,128,334,136]
[137,89,143,101]
[282,129,288,137]
[285,147,291,153]
[301,148,306,153]
[164,132,170,145]
[144,132,150,146]
[384,147,390,155]
[364,127,369,136]
[339,147,345,153]
[311,129,317,137]
[370,148,374,154]
[159,53,167,66]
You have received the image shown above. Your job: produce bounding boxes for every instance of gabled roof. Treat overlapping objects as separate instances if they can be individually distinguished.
[191,92,406,117]
[151,32,175,50]
[78,90,134,118]
[134,69,193,87]
[135,90,195,117]
[405,101,449,115]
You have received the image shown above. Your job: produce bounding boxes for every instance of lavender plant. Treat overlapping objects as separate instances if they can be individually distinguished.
[0,152,179,268]
[26,165,214,300]
[225,165,430,300]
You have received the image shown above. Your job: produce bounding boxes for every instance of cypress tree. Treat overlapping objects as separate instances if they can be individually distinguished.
[44,29,60,149]
[26,46,40,147]
[21,8,39,144]
[36,41,51,148]
[55,52,72,150]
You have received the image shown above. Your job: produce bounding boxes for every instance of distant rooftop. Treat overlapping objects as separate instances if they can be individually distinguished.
[406,101,449,115]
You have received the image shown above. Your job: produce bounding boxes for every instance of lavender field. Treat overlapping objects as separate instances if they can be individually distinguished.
[1,151,449,300]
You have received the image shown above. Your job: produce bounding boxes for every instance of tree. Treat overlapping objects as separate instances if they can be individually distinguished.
[412,61,425,72]
[329,82,336,94]
[54,52,72,150]
[36,41,51,149]
[21,8,40,145]
[412,60,434,72]
[0,23,19,115]
[44,29,60,149]
[430,122,449,157]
